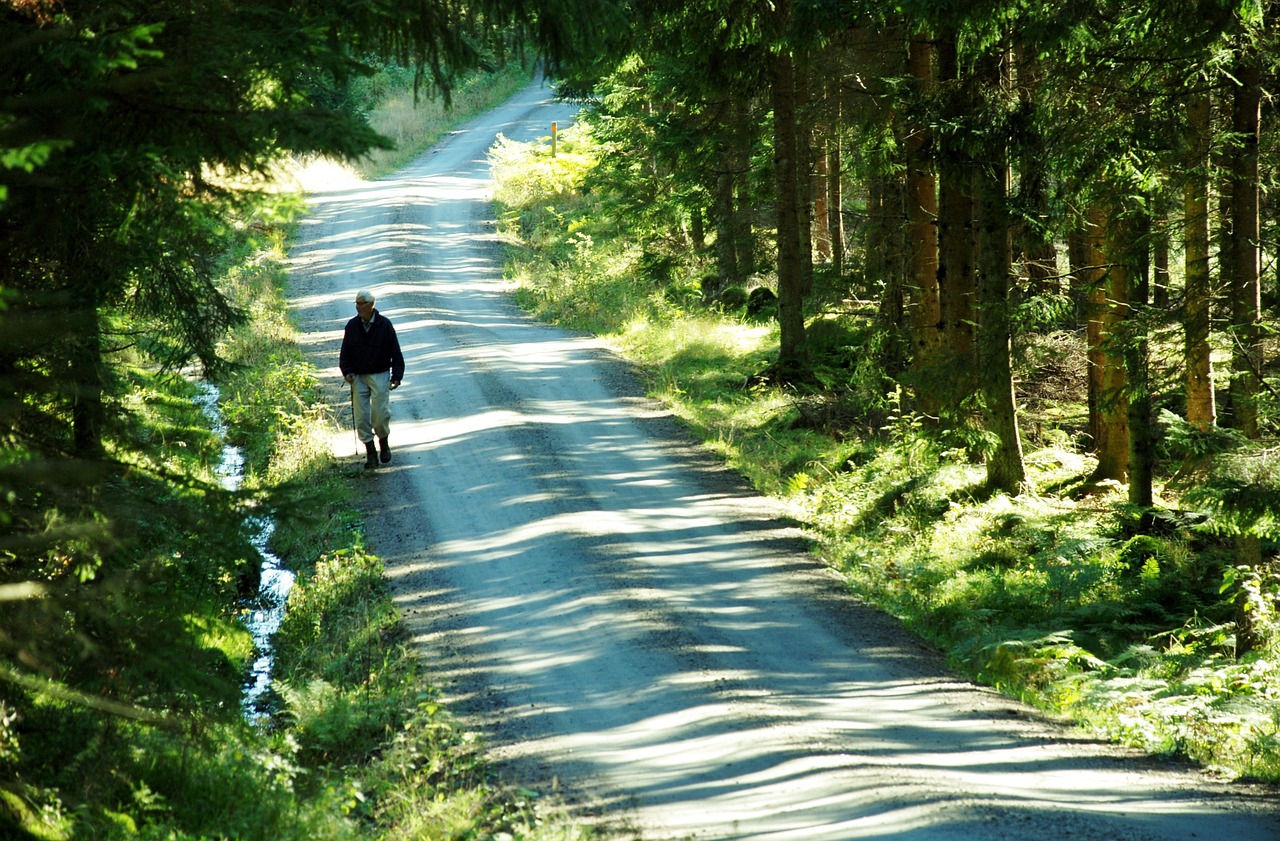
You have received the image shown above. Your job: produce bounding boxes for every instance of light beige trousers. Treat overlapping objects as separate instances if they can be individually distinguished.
[352,371,392,442]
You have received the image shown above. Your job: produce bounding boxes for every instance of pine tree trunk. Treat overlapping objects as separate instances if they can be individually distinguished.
[1125,216,1154,510]
[974,51,1024,494]
[1013,45,1058,299]
[1228,56,1263,656]
[1084,205,1129,482]
[735,169,754,277]
[935,30,976,370]
[827,74,844,277]
[905,31,941,412]
[771,42,809,379]
[70,300,106,459]
[1184,90,1216,430]
[795,51,815,299]
[714,166,740,287]
[813,141,831,263]
[1228,62,1261,441]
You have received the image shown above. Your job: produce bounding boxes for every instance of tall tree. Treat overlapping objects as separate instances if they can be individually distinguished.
[823,70,846,275]
[931,26,977,396]
[769,0,810,379]
[1084,205,1131,483]
[1012,45,1060,298]
[1125,214,1155,509]
[1226,55,1263,441]
[0,0,624,739]
[1184,89,1217,431]
[904,30,943,413]
[934,28,976,371]
[1224,40,1264,654]
[972,45,1025,493]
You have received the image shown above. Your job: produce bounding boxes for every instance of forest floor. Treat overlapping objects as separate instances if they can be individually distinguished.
[285,79,1280,841]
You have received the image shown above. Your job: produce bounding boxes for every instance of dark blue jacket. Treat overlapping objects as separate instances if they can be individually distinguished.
[340,310,405,382]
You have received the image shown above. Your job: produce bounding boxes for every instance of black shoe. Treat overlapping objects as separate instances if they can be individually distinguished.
[378,437,391,463]
[363,441,378,470]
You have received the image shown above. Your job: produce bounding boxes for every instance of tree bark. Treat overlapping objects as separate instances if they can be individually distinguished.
[69,299,106,459]
[795,50,815,299]
[1227,56,1263,656]
[735,168,755,277]
[714,165,741,287]
[1084,205,1129,483]
[1184,90,1216,430]
[935,30,976,367]
[974,50,1024,494]
[1125,216,1153,510]
[905,31,941,412]
[870,172,905,330]
[712,96,755,289]
[1228,61,1261,441]
[814,140,831,263]
[827,73,844,277]
[1013,45,1058,299]
[771,40,809,379]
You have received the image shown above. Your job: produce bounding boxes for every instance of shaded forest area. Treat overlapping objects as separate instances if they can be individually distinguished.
[556,0,1277,515]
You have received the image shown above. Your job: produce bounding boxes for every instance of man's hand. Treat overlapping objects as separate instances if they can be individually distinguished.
[344,374,354,384]
[390,380,401,390]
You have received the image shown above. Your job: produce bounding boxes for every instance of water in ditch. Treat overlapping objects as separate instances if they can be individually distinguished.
[195,382,295,722]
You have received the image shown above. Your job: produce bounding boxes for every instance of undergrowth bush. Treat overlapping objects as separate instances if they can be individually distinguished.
[813,441,1280,778]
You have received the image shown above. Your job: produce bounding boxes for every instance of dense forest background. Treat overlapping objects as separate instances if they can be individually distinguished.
[4,0,1280,836]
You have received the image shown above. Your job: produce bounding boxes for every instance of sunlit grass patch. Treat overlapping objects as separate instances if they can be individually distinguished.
[509,234,647,334]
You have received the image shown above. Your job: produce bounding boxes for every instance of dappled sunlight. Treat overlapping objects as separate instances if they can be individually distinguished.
[364,309,1271,838]
[284,81,1279,841]
[354,344,1242,836]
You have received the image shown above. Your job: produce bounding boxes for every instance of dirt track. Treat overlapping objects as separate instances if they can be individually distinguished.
[286,79,1280,841]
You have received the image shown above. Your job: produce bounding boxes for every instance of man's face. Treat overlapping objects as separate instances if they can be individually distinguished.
[355,298,374,319]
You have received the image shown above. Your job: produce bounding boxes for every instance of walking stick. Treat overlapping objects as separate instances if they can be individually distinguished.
[349,379,360,458]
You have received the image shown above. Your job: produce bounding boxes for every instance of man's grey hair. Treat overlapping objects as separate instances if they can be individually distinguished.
[355,289,375,304]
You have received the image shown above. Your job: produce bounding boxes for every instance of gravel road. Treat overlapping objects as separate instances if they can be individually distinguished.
[286,79,1280,841]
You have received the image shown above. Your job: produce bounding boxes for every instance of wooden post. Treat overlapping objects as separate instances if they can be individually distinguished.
[551,121,558,157]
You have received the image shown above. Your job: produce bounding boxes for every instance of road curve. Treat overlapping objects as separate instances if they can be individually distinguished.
[286,79,1280,841]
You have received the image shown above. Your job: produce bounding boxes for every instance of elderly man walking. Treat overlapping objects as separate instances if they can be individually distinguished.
[340,289,405,469]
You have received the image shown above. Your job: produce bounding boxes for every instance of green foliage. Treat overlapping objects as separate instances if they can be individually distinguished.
[491,123,598,213]
[273,547,412,771]
[347,60,536,179]
[494,123,678,335]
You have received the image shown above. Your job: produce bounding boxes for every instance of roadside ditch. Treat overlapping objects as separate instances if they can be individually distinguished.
[195,381,294,722]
